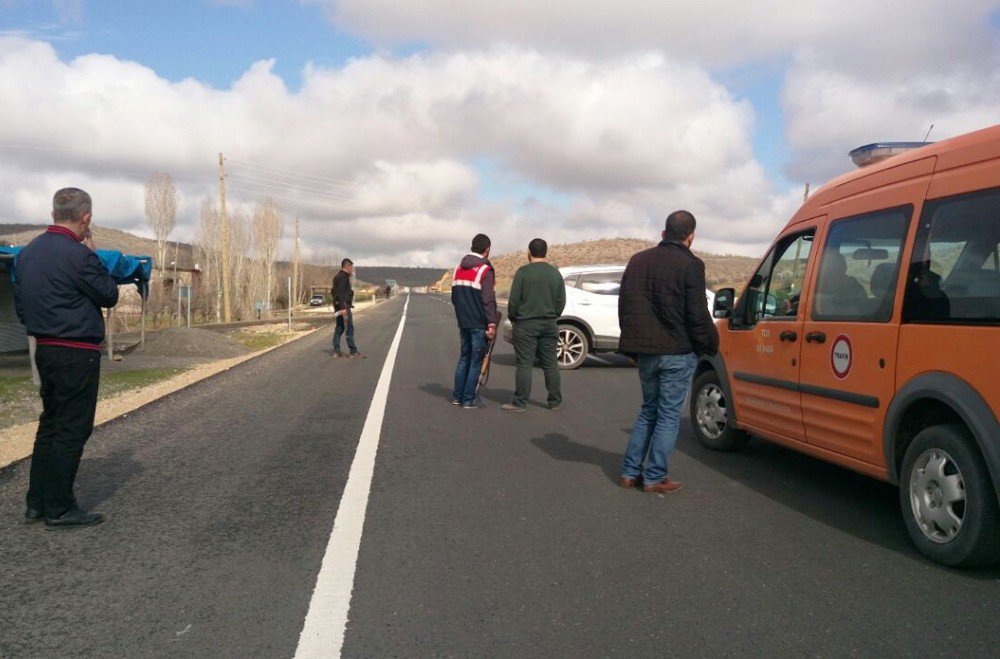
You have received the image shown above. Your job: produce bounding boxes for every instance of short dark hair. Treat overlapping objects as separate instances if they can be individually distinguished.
[664,210,696,241]
[341,258,353,267]
[471,233,491,254]
[528,238,547,258]
[52,188,91,223]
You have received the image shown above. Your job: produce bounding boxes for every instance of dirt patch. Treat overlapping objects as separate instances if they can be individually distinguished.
[133,327,250,359]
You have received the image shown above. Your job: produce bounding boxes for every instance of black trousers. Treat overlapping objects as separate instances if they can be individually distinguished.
[26,346,101,517]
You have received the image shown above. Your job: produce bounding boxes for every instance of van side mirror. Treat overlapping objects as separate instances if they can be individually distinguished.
[713,288,735,318]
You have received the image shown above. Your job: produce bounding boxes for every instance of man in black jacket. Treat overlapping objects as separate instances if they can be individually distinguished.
[332,258,362,358]
[14,188,119,528]
[617,210,718,494]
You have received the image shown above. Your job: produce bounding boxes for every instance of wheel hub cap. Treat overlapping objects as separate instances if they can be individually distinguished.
[695,384,727,440]
[909,448,966,544]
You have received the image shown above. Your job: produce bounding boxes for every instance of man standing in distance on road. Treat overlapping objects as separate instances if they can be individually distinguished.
[332,258,362,358]
[502,238,565,412]
[451,233,499,409]
[617,210,718,494]
[14,188,119,528]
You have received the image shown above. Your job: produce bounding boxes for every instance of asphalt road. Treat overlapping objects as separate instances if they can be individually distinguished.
[2,294,998,657]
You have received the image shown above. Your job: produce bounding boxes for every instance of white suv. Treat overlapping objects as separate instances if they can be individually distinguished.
[503,264,716,369]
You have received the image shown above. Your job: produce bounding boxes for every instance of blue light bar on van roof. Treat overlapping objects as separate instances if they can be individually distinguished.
[849,142,933,168]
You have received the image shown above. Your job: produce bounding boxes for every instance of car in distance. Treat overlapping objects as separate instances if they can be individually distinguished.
[503,264,715,370]
[309,294,325,306]
[692,125,1000,567]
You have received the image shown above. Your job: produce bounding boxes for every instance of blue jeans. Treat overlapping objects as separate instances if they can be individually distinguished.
[621,353,697,485]
[452,328,487,404]
[333,310,358,354]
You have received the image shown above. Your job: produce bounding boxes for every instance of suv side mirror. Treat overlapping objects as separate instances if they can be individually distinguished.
[713,288,735,318]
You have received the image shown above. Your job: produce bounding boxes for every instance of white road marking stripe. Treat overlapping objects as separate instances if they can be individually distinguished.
[294,295,410,658]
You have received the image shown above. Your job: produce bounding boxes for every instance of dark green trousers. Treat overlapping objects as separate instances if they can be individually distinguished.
[512,318,561,408]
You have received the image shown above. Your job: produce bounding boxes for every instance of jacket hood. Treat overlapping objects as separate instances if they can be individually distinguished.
[460,253,489,269]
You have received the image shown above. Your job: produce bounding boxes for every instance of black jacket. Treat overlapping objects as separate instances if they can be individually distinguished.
[14,226,119,344]
[617,241,718,357]
[451,253,499,330]
[332,270,353,311]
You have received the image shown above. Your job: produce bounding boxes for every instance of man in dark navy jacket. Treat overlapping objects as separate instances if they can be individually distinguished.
[14,188,119,529]
[450,233,499,409]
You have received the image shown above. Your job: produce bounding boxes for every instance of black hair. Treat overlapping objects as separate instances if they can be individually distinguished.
[341,258,353,267]
[528,238,547,258]
[471,233,491,254]
[664,210,696,241]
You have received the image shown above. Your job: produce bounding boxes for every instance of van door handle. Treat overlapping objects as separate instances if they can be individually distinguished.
[779,331,798,342]
[805,331,827,344]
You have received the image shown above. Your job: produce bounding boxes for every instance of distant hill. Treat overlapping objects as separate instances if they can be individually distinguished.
[0,223,199,269]
[0,224,445,292]
[355,266,449,288]
[486,238,760,294]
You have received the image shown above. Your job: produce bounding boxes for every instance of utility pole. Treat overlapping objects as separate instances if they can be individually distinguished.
[292,218,300,310]
[803,182,810,202]
[219,152,232,322]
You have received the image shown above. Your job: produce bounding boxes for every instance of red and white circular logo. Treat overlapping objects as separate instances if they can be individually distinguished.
[830,335,853,380]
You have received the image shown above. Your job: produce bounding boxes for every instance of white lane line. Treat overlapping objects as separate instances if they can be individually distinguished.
[295,295,410,658]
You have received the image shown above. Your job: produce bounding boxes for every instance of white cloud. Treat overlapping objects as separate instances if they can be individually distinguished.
[308,0,998,74]
[0,36,788,264]
[782,52,1000,184]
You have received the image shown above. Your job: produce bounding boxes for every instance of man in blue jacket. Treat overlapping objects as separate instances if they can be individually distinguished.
[14,188,119,529]
[450,233,499,409]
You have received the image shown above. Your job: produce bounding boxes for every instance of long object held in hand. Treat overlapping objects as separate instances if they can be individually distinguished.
[477,312,502,391]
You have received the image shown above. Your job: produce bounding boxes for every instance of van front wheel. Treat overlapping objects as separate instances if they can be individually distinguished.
[900,424,1000,568]
[690,370,749,452]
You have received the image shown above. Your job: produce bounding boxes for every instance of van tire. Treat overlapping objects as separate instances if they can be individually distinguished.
[690,370,750,452]
[899,424,1000,568]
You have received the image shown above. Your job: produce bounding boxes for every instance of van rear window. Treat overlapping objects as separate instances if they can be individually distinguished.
[904,188,1000,324]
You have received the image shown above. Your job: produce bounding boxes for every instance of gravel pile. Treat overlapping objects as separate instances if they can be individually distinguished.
[134,327,251,359]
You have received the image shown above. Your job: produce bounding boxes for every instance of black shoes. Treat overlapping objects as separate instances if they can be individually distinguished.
[44,507,105,530]
[24,508,45,524]
[501,403,526,412]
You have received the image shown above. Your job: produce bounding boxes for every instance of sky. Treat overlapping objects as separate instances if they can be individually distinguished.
[1,0,998,266]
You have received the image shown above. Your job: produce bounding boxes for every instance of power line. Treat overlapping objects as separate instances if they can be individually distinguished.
[227,177,355,203]
[227,169,356,199]
[226,185,352,211]
[226,156,359,190]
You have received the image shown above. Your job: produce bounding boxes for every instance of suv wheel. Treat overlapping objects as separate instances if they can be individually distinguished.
[689,370,750,451]
[556,324,588,370]
[900,424,1000,568]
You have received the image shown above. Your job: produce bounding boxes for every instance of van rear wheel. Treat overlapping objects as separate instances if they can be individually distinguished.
[900,424,1000,568]
[690,370,749,451]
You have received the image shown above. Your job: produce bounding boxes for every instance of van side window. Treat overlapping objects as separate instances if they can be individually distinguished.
[904,187,1000,324]
[740,230,814,326]
[577,271,622,296]
[812,207,910,322]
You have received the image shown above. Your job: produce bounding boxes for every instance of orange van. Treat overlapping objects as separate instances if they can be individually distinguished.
[692,124,1000,567]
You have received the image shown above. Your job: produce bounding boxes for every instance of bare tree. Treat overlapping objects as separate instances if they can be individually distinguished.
[228,208,253,319]
[197,199,222,322]
[144,172,179,279]
[252,198,284,313]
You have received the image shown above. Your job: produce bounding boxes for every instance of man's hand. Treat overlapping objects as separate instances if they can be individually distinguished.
[81,229,96,251]
[486,324,496,340]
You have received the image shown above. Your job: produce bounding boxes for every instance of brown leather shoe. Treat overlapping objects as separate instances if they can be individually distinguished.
[643,479,683,494]
[619,477,637,489]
